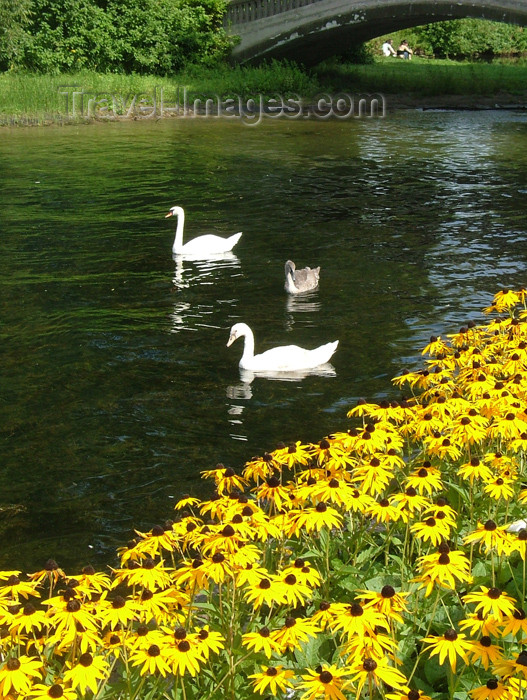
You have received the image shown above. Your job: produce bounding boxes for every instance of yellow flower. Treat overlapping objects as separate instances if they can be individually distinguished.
[411,515,451,546]
[469,636,504,669]
[355,585,410,624]
[242,627,280,658]
[469,679,512,700]
[0,655,42,696]
[271,615,319,653]
[421,628,471,672]
[463,586,517,621]
[298,664,350,700]
[291,503,343,534]
[249,665,295,695]
[350,655,408,695]
[28,682,78,700]
[464,520,511,556]
[129,643,172,676]
[63,653,109,695]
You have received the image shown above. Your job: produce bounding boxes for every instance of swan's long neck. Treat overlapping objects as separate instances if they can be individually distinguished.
[240,326,255,364]
[172,208,185,254]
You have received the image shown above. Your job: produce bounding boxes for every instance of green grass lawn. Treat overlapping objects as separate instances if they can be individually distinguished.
[1,59,526,124]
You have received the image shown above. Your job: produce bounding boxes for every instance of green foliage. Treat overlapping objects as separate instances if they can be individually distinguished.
[371,18,527,60]
[0,0,32,70]
[19,0,233,73]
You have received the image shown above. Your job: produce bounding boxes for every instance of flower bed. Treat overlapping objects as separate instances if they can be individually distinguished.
[2,289,527,700]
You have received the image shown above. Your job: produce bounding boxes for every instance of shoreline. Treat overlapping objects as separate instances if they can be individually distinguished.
[1,92,526,127]
[385,91,527,111]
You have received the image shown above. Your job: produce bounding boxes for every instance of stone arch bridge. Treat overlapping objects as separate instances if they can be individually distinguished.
[225,0,527,64]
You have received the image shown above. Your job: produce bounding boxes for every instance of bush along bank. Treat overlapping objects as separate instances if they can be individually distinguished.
[3,289,527,699]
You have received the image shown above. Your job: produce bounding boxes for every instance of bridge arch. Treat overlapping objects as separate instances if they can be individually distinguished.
[225,0,527,64]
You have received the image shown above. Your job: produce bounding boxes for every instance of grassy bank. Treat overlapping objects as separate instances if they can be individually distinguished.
[1,59,527,125]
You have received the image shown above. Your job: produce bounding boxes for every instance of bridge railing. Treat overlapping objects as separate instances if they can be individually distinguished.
[225,0,324,25]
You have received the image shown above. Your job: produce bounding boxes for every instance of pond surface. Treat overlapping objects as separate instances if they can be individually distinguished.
[1,109,527,572]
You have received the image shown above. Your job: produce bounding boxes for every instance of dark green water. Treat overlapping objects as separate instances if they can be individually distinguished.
[1,110,527,572]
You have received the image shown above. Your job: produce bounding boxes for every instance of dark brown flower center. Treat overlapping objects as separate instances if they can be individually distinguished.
[381,585,395,598]
[79,653,93,667]
[363,658,377,672]
[444,629,457,641]
[319,670,333,683]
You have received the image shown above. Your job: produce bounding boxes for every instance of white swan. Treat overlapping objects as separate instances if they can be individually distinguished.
[227,322,338,372]
[284,260,320,294]
[166,206,242,257]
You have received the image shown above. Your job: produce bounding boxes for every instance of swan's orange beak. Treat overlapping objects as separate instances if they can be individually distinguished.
[165,211,173,218]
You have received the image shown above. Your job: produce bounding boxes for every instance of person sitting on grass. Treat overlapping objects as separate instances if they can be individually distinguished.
[396,40,413,60]
[382,39,396,57]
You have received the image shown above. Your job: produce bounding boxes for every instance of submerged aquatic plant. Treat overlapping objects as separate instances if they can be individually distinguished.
[2,288,527,699]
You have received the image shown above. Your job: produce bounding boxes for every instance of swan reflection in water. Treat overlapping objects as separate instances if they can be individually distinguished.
[170,253,241,333]
[225,364,336,439]
[172,252,241,289]
[284,290,322,331]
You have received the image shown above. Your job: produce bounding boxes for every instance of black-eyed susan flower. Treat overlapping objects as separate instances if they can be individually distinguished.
[331,602,388,638]
[390,487,430,514]
[469,636,504,669]
[253,476,291,512]
[387,690,433,700]
[129,643,172,676]
[27,683,78,700]
[272,440,311,469]
[483,476,515,502]
[281,559,321,588]
[459,611,501,638]
[98,594,138,630]
[463,586,517,621]
[457,457,493,484]
[350,655,408,695]
[310,600,337,631]
[421,628,471,672]
[0,574,40,602]
[164,627,204,677]
[0,655,42,696]
[298,664,350,700]
[243,453,277,481]
[249,665,295,695]
[291,502,343,534]
[173,557,209,590]
[464,520,511,556]
[405,463,443,496]
[500,608,527,638]
[243,575,286,609]
[63,653,109,695]
[43,594,98,637]
[469,678,512,700]
[201,464,248,495]
[411,516,451,547]
[271,615,319,653]
[492,650,527,682]
[414,544,472,596]
[367,498,408,524]
[174,495,201,511]
[201,552,234,585]
[278,572,313,607]
[9,602,48,636]
[347,488,375,513]
[355,585,410,624]
[193,625,224,660]
[111,558,173,591]
[242,627,280,658]
[27,559,65,587]
[76,565,111,597]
